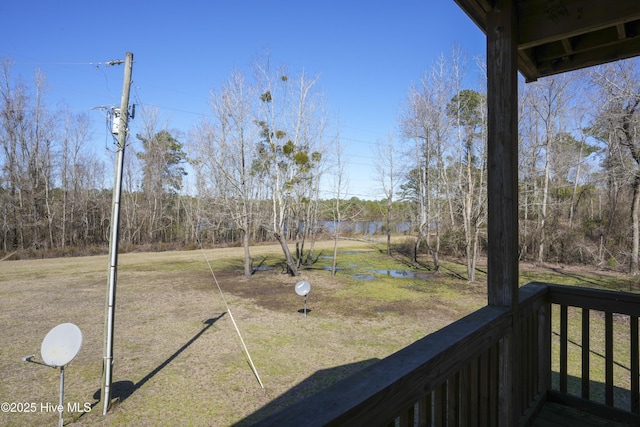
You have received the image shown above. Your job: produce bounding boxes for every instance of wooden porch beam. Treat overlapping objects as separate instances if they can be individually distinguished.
[486,0,520,425]
[517,0,640,50]
[487,3,518,306]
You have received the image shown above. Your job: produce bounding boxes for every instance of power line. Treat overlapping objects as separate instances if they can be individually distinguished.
[5,58,129,67]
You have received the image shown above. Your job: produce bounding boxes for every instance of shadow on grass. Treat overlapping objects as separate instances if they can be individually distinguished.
[92,313,226,406]
[546,265,639,292]
[233,358,380,426]
[551,372,635,413]
[552,330,631,372]
[549,329,637,414]
[547,265,612,289]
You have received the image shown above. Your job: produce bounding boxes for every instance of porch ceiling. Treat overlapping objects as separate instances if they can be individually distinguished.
[454,0,640,81]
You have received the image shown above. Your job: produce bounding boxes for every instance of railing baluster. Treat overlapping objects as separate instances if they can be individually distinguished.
[460,363,470,426]
[434,382,446,426]
[418,393,430,427]
[560,305,568,393]
[520,316,527,413]
[532,307,540,401]
[632,315,639,414]
[448,373,460,427]
[407,403,416,427]
[582,308,590,400]
[479,348,488,427]
[526,313,534,408]
[539,301,551,396]
[606,311,614,406]
[469,356,479,424]
[397,407,409,427]
[489,343,498,427]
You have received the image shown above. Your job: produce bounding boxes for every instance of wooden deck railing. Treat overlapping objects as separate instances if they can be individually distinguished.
[544,283,640,420]
[252,282,640,427]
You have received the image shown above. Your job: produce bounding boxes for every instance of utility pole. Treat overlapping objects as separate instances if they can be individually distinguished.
[101,51,133,415]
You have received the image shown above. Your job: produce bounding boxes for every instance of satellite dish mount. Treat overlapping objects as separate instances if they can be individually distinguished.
[295,280,311,317]
[23,323,83,427]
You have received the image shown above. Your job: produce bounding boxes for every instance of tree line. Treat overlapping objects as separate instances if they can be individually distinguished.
[1,53,640,277]
[398,50,640,277]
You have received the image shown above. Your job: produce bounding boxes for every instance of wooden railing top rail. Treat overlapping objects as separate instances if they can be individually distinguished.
[536,282,640,317]
[517,282,549,318]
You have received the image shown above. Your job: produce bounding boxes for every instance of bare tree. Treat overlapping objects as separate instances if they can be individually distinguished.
[253,58,324,276]
[523,75,573,263]
[330,135,347,276]
[447,88,486,281]
[0,59,57,251]
[59,109,94,248]
[399,55,453,270]
[290,99,328,269]
[191,69,258,277]
[0,57,26,250]
[136,107,186,243]
[375,133,400,256]
[589,59,640,274]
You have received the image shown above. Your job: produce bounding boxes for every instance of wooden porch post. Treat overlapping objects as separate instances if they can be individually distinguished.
[486,0,520,426]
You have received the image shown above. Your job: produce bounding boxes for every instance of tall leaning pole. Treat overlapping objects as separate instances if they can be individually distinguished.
[101,51,133,416]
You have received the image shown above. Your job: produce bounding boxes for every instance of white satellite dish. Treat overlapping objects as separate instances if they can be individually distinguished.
[295,280,311,317]
[41,323,83,367]
[23,323,83,427]
[295,280,311,296]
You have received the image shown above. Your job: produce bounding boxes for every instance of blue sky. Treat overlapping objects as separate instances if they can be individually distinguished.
[1,1,485,199]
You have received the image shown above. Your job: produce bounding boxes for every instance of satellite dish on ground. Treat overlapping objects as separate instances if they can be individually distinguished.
[295,280,311,296]
[295,280,311,317]
[41,323,83,367]
[23,323,83,427]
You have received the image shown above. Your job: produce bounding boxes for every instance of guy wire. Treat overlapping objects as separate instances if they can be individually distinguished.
[196,234,265,389]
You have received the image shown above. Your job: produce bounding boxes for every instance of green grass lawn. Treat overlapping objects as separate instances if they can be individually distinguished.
[0,239,635,426]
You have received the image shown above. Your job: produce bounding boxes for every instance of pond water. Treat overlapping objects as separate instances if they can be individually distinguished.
[257,252,431,282]
[320,220,412,235]
[352,274,375,281]
[326,267,434,281]
[365,269,434,280]
[252,266,274,271]
[368,269,417,278]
